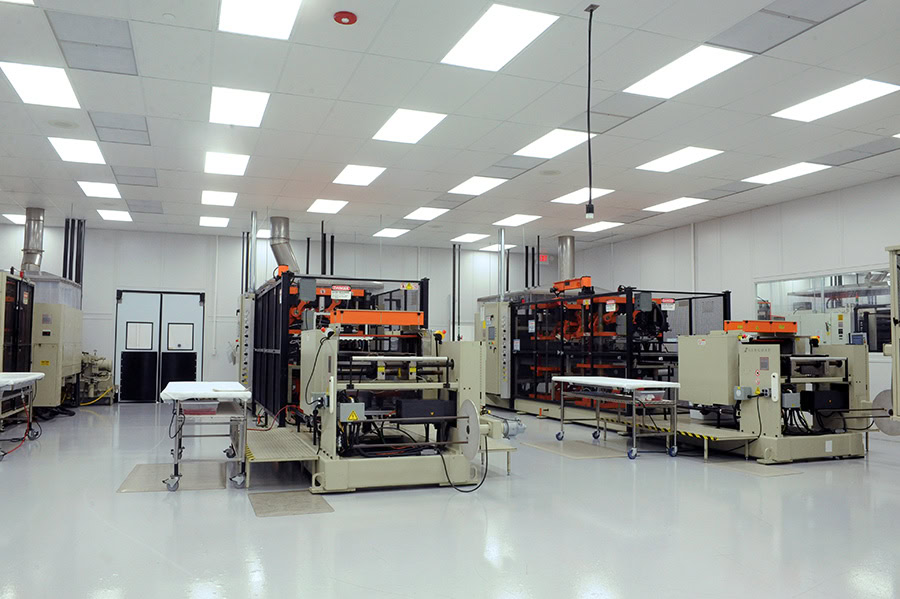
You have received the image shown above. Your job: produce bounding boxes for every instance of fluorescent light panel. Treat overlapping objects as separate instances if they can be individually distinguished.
[209,87,270,127]
[3,214,26,224]
[374,109,447,144]
[204,152,249,176]
[644,197,708,213]
[574,221,623,233]
[1,1,36,4]
[515,129,594,159]
[199,216,229,228]
[405,207,448,221]
[493,214,540,227]
[742,162,831,184]
[373,228,409,238]
[334,165,385,186]
[256,229,271,239]
[308,199,348,214]
[201,191,237,207]
[448,176,506,195]
[624,45,751,99]
[97,210,131,222]
[0,62,79,108]
[636,147,722,172]
[480,244,517,252]
[77,181,120,198]
[48,137,105,164]
[441,4,558,72]
[451,233,490,243]
[551,187,614,205]
[772,79,900,122]
[218,0,303,40]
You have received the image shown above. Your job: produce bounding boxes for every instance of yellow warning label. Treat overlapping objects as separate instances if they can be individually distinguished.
[377,365,385,372]
[754,386,761,395]
[347,410,359,421]
[40,360,50,366]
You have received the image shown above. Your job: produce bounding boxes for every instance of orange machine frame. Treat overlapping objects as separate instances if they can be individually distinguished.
[724,320,797,334]
[550,276,592,294]
[330,309,424,326]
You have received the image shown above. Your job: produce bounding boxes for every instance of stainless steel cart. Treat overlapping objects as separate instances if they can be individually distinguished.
[0,373,45,450]
[553,376,680,459]
[159,381,251,491]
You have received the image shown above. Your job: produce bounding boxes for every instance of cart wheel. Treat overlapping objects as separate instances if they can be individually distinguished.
[668,446,678,457]
[592,430,601,440]
[27,429,40,440]
[224,446,236,459]
[555,432,564,441]
[627,448,638,460]
[231,474,246,489]
[166,480,179,492]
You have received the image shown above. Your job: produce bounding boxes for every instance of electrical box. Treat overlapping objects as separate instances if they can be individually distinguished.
[475,302,510,400]
[338,402,365,422]
[678,332,741,406]
[792,308,851,345]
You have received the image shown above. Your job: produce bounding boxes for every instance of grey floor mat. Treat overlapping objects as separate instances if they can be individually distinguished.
[248,491,334,518]
[117,462,226,492]
[522,440,624,459]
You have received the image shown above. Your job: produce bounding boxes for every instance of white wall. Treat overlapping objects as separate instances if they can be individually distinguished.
[576,174,900,398]
[0,224,553,381]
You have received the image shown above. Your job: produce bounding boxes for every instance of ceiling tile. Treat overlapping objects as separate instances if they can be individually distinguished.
[278,45,363,99]
[0,4,67,66]
[511,84,598,127]
[339,55,430,106]
[291,0,398,52]
[419,115,501,150]
[127,0,218,29]
[640,0,773,42]
[131,22,212,83]
[69,70,146,113]
[317,101,395,138]
[457,76,554,121]
[211,33,290,90]
[142,78,210,121]
[400,64,493,114]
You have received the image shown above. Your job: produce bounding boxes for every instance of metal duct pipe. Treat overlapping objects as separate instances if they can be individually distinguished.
[21,207,45,272]
[558,235,575,281]
[269,216,299,273]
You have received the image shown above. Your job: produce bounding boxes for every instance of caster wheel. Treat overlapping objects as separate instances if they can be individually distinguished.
[668,446,678,457]
[231,475,246,489]
[224,447,236,459]
[166,480,179,492]
[627,448,638,460]
[555,432,564,441]
[592,430,601,440]
[27,429,40,440]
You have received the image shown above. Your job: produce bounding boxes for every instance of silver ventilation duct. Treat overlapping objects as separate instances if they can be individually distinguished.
[21,207,45,272]
[558,235,575,281]
[269,216,300,273]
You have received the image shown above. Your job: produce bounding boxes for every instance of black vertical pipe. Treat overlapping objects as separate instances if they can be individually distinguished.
[524,245,529,288]
[67,219,76,281]
[63,219,70,279]
[240,233,246,291]
[320,221,326,275]
[505,250,510,292]
[531,247,536,288]
[451,244,456,339]
[305,237,310,274]
[329,234,335,275]
[536,235,540,286]
[456,246,461,338]
[75,219,85,285]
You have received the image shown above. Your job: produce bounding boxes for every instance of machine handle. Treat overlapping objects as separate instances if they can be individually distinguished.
[329,375,335,414]
[770,372,779,403]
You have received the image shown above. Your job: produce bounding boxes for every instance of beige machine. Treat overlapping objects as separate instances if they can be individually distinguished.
[792,307,852,345]
[80,352,113,402]
[297,325,490,493]
[679,329,870,464]
[875,246,900,436]
[475,301,511,408]
[29,274,83,408]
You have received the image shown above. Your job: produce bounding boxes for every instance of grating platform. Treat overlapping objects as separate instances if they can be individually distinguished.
[245,428,319,488]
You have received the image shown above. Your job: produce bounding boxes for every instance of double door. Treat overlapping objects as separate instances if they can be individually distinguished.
[114,291,204,402]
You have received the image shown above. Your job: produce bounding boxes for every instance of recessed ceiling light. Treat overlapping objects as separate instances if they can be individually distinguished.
[308,199,348,214]
[643,197,708,213]
[373,228,409,238]
[448,176,506,196]
[636,147,723,173]
[405,207,449,221]
[742,162,831,184]
[200,216,229,228]
[209,86,270,127]
[624,45,752,99]
[551,187,614,205]
[1,1,36,4]
[205,152,249,176]
[256,229,271,239]
[334,165,385,186]
[0,62,79,108]
[48,137,105,164]
[493,214,540,227]
[480,244,518,252]
[452,233,490,243]
[218,0,303,40]
[574,221,623,233]
[77,181,120,198]
[515,129,595,159]
[3,214,26,225]
[373,108,447,144]
[772,79,900,122]
[201,190,237,207]
[441,4,558,72]
[97,210,132,222]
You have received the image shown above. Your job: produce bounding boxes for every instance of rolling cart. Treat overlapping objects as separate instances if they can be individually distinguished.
[0,373,46,455]
[159,381,251,491]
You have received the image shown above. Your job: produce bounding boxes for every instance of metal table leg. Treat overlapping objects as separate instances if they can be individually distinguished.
[556,384,565,441]
[507,452,510,476]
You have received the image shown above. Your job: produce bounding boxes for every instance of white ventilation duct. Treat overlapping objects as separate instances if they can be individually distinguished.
[21,207,45,272]
[269,216,299,273]
[558,235,575,281]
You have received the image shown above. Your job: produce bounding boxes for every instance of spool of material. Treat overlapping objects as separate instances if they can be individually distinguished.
[461,400,480,461]
[873,390,900,436]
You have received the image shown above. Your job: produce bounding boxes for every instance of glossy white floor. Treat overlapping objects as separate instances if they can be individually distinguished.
[3,403,900,599]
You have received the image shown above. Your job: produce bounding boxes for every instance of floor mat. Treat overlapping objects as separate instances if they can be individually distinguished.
[248,491,334,518]
[117,462,226,493]
[522,440,624,459]
[710,460,802,477]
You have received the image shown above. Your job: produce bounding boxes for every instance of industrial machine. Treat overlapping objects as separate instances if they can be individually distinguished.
[792,307,853,345]
[0,270,34,373]
[79,351,113,403]
[679,320,870,463]
[874,246,900,437]
[29,272,83,409]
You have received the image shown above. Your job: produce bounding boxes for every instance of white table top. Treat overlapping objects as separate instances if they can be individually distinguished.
[160,381,251,402]
[552,376,680,390]
[0,372,46,391]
